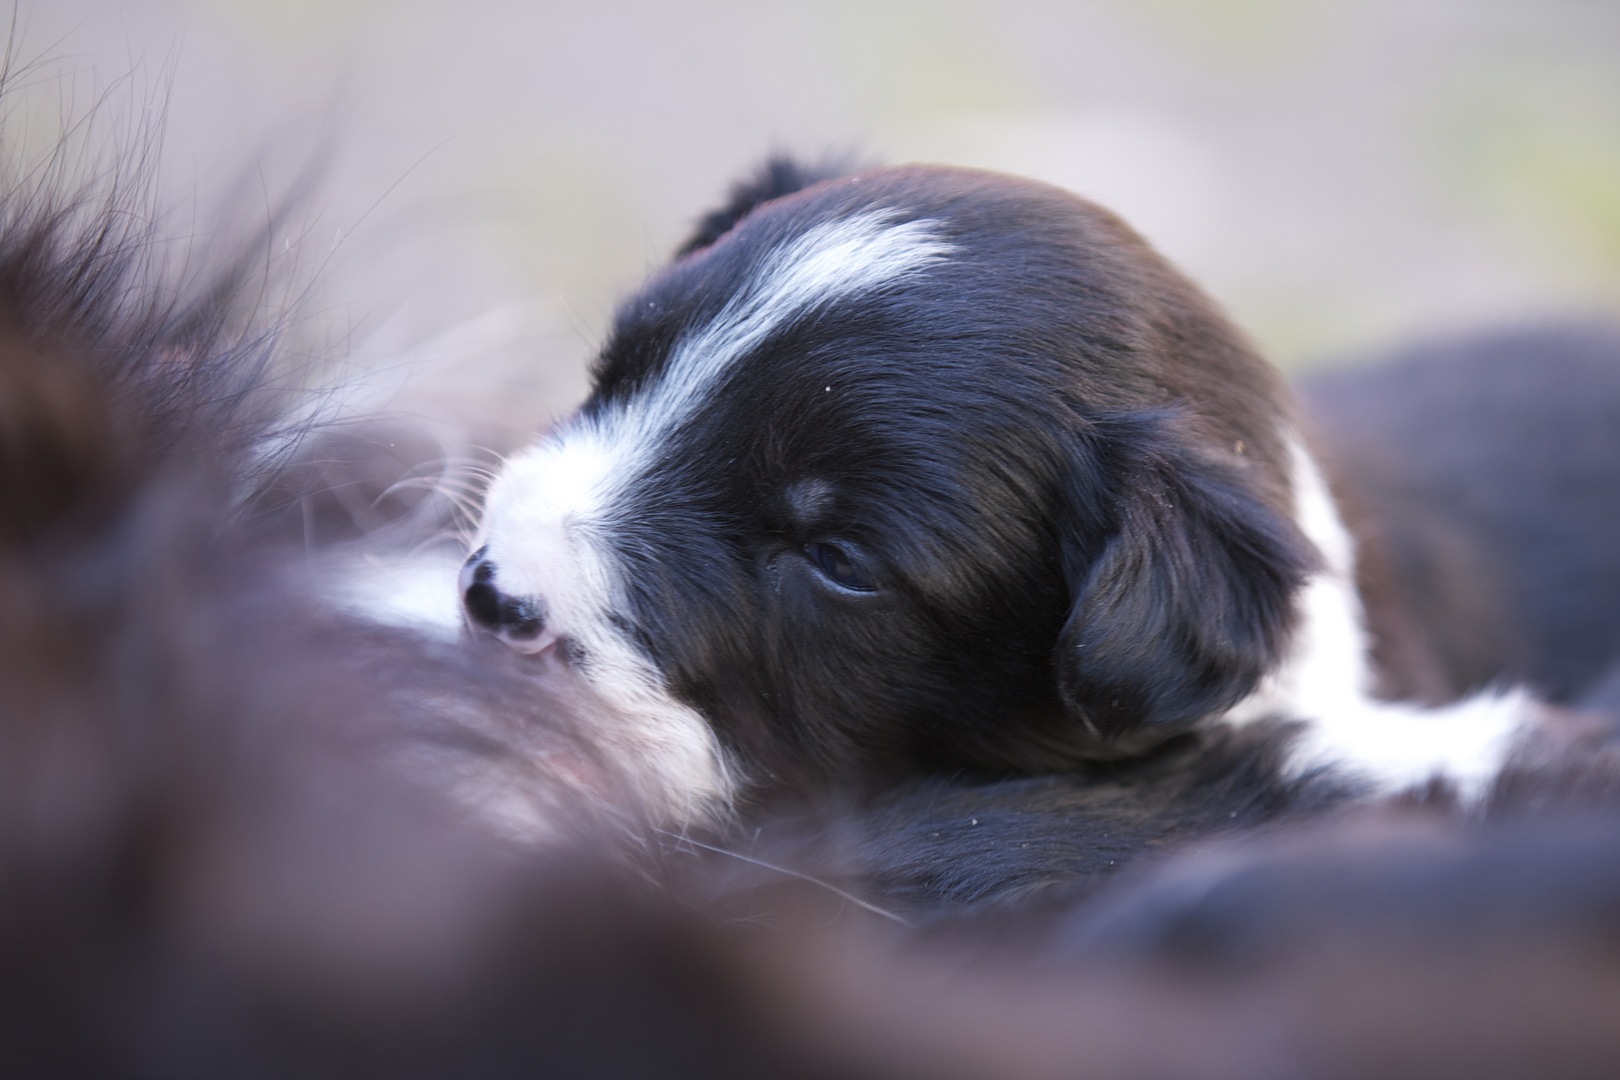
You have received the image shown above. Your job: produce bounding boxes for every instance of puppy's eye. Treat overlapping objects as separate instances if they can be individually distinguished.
[803,541,878,592]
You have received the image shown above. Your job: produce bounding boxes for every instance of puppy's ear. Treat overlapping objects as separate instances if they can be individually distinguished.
[1055,411,1314,753]
[676,154,852,257]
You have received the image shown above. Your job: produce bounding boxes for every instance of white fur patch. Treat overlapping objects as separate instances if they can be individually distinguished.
[592,209,953,500]
[474,210,952,823]
[1225,437,1531,801]
[329,549,468,639]
[477,445,733,828]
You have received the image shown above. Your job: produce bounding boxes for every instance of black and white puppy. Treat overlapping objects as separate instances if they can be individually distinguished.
[466,161,1543,825]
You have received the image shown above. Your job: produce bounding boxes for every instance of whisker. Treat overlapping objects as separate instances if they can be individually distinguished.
[654,829,911,927]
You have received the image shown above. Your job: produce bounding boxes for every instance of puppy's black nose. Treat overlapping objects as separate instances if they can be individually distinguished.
[460,559,504,630]
[460,550,546,642]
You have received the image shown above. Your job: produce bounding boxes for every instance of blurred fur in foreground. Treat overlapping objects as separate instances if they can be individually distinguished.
[6,124,1620,1079]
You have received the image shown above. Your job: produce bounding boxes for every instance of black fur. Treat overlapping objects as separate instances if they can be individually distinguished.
[774,721,1359,913]
[1581,663,1620,719]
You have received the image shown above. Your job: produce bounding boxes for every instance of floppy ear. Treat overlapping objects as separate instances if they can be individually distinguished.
[1055,411,1315,753]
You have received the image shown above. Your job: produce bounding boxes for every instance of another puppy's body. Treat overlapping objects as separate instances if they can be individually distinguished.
[1304,323,1620,707]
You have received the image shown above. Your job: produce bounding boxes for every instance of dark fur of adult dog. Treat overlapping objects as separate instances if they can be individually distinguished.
[0,130,844,1076]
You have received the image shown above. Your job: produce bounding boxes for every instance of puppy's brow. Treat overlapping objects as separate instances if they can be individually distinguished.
[687,211,950,398]
[783,478,837,524]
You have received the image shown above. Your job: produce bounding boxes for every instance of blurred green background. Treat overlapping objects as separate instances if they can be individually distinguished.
[18,0,1620,428]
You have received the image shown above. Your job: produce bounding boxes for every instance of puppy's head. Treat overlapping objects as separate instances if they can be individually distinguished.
[470,162,1313,809]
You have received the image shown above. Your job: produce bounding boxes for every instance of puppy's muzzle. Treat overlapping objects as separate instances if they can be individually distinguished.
[460,547,554,653]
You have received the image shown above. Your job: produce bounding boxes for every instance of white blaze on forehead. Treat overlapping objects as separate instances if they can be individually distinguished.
[592,208,954,499]
[632,210,952,435]
[473,208,951,822]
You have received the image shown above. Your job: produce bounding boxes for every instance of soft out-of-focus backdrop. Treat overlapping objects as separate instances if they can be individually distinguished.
[17,0,1620,435]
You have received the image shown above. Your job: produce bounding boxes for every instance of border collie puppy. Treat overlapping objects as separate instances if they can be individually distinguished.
[466,159,1552,828]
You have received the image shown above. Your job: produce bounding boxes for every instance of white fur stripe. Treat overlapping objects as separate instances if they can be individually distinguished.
[592,210,952,495]
[654,211,951,421]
